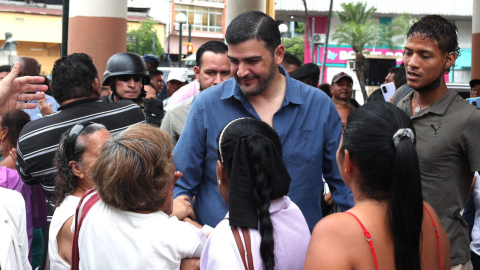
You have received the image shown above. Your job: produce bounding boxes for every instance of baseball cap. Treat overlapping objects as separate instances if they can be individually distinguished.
[167,69,188,83]
[142,54,160,66]
[469,79,480,88]
[332,72,353,84]
[290,63,320,80]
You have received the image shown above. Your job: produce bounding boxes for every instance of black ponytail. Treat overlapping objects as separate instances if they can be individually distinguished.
[218,118,282,270]
[341,102,423,270]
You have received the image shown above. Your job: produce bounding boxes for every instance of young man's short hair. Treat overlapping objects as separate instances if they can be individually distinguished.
[148,69,163,78]
[388,67,407,89]
[51,53,98,104]
[196,41,228,68]
[225,11,281,56]
[407,15,460,73]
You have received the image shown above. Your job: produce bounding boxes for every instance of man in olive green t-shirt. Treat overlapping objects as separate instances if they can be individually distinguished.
[396,15,480,269]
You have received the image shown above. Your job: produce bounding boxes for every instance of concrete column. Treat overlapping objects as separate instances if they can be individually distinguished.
[226,0,266,29]
[68,0,128,83]
[472,0,480,79]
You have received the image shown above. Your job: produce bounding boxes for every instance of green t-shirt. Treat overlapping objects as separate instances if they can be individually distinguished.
[397,88,480,266]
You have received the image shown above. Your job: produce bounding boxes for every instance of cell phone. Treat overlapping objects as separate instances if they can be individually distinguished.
[467,97,480,107]
[380,82,396,102]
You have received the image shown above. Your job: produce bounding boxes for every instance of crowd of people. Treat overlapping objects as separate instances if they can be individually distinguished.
[0,10,478,270]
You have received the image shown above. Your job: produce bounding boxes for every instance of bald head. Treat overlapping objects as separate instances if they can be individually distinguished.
[17,57,40,77]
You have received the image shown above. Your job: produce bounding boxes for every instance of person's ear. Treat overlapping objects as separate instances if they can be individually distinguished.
[343,149,354,176]
[444,52,456,71]
[69,161,84,180]
[0,127,8,141]
[194,66,200,82]
[216,160,226,184]
[274,45,285,65]
[92,78,101,97]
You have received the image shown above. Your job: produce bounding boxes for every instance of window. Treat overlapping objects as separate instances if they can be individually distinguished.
[175,4,223,33]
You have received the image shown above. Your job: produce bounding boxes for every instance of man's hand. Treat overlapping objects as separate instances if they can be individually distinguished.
[324,192,334,206]
[180,258,200,270]
[0,61,48,116]
[9,148,17,163]
[38,95,54,116]
[170,195,196,220]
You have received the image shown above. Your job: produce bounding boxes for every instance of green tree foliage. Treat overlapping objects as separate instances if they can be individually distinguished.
[295,22,305,34]
[284,36,305,63]
[332,2,379,102]
[379,14,414,50]
[127,18,164,56]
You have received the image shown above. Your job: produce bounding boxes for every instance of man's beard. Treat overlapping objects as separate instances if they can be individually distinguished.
[237,61,277,97]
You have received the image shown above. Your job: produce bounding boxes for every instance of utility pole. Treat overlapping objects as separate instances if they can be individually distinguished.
[61,0,69,57]
[320,0,333,84]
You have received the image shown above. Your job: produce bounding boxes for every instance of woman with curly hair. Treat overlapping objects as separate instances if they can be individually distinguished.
[71,124,206,270]
[48,122,111,270]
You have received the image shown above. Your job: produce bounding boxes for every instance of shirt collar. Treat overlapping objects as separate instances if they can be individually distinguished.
[428,88,458,115]
[58,97,99,111]
[220,66,303,105]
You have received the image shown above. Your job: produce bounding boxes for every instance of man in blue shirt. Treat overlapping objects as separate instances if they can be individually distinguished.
[16,57,60,120]
[173,11,353,231]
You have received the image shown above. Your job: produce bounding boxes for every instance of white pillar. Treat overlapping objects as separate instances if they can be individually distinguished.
[68,0,128,83]
[226,0,266,29]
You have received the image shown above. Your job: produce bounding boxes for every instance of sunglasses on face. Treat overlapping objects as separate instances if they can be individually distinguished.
[118,75,143,82]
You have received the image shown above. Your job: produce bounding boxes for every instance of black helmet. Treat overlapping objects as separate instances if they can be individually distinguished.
[103,52,150,86]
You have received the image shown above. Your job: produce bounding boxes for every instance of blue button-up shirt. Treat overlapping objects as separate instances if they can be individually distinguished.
[173,67,353,231]
[22,94,60,121]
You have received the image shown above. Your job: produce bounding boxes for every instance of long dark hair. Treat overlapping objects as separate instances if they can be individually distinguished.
[217,118,282,270]
[1,109,30,150]
[341,102,423,270]
[53,123,106,207]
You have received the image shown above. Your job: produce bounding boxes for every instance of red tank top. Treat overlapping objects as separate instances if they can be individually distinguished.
[346,205,441,270]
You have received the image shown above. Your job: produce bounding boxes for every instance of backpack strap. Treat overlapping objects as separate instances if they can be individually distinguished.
[231,226,254,270]
[392,84,414,105]
[71,189,101,270]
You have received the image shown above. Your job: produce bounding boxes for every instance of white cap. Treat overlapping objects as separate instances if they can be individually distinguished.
[167,69,188,83]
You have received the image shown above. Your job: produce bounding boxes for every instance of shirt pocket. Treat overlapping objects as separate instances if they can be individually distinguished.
[283,129,315,167]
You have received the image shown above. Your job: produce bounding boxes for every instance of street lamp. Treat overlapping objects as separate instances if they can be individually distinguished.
[127,33,138,54]
[176,12,187,67]
[278,24,288,44]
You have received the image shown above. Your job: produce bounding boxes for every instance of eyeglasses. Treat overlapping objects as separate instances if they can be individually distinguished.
[118,75,143,82]
[66,121,95,161]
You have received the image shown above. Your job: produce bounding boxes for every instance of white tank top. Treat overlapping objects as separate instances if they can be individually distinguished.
[470,172,480,255]
[48,195,81,270]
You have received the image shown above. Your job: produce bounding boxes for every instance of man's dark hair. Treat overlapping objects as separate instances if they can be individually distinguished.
[318,83,332,98]
[225,11,281,55]
[148,69,163,78]
[51,53,98,104]
[407,15,460,73]
[282,53,301,68]
[388,67,407,89]
[196,41,228,68]
[0,65,11,73]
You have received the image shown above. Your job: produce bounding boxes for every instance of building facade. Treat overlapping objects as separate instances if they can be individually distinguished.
[0,0,165,75]
[276,0,473,89]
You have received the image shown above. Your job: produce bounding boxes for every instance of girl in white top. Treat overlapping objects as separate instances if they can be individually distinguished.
[73,124,206,270]
[201,118,311,270]
[48,122,111,270]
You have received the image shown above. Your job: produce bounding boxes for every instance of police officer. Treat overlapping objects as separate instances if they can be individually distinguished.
[102,52,164,126]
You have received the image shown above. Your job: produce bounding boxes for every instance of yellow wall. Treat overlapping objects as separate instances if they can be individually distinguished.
[0,12,63,43]
[0,11,165,74]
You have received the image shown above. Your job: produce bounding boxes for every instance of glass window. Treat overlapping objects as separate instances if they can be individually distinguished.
[175,5,223,33]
